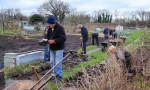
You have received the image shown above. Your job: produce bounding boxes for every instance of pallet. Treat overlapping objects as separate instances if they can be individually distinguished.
[109,39,123,46]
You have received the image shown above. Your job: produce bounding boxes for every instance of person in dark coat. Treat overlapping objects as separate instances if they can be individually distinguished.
[103,27,109,41]
[113,29,118,39]
[92,29,99,46]
[108,45,133,74]
[42,26,50,62]
[78,24,88,54]
[47,16,66,82]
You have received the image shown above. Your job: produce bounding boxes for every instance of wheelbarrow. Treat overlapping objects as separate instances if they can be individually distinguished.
[4,50,74,90]
[101,41,108,52]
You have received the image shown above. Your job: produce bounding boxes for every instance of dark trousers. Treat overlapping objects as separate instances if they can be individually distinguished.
[113,33,118,38]
[81,41,87,54]
[44,44,50,62]
[92,34,99,46]
[104,34,109,41]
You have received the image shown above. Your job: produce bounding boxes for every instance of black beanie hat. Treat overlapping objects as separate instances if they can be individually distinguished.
[47,16,56,24]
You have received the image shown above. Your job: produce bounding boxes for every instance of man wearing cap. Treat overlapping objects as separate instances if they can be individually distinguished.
[46,16,66,82]
[78,24,88,54]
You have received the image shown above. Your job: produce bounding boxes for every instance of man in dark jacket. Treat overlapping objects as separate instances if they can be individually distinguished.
[108,45,132,74]
[78,24,88,54]
[47,16,66,82]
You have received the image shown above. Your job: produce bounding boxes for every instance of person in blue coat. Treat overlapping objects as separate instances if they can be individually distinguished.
[43,26,50,63]
[78,24,88,54]
[103,27,109,41]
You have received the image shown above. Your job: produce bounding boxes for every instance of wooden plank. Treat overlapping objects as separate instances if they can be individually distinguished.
[0,70,5,90]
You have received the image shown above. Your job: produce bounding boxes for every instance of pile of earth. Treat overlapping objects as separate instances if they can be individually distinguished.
[61,46,150,89]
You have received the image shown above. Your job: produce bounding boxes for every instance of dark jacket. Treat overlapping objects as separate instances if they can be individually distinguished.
[47,22,66,50]
[81,26,88,42]
[103,28,109,34]
[116,49,132,68]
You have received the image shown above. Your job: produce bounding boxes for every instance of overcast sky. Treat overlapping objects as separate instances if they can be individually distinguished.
[0,0,150,16]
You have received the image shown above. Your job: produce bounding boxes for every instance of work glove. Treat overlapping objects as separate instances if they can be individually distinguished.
[49,39,56,44]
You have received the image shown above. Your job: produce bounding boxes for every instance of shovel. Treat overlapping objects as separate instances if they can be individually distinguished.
[29,50,74,90]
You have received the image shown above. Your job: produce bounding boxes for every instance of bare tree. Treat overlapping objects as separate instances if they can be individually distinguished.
[38,0,70,24]
[65,8,90,25]
[14,9,23,20]
[0,8,25,21]
[91,11,98,23]
[0,8,6,21]
[137,10,146,27]
[114,10,120,22]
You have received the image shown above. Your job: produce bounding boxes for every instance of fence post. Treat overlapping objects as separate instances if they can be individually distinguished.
[2,20,4,33]
[0,62,5,89]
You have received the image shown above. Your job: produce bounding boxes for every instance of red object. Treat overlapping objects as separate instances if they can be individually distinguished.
[50,40,56,44]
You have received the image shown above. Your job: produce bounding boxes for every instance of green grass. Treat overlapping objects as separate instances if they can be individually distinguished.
[0,28,43,37]
[128,30,150,51]
[77,45,98,54]
[0,28,20,35]
[123,29,145,46]
[4,63,31,79]
[88,30,92,36]
[4,61,41,79]
[64,50,106,78]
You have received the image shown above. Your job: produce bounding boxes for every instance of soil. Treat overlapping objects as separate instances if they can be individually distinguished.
[0,34,104,80]
[0,34,104,62]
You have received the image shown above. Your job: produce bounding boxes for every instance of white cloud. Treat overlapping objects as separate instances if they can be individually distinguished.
[0,0,150,16]
[0,0,47,16]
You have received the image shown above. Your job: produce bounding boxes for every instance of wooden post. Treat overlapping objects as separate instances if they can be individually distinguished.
[20,17,23,31]
[0,69,5,89]
[2,20,4,33]
[31,66,40,80]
